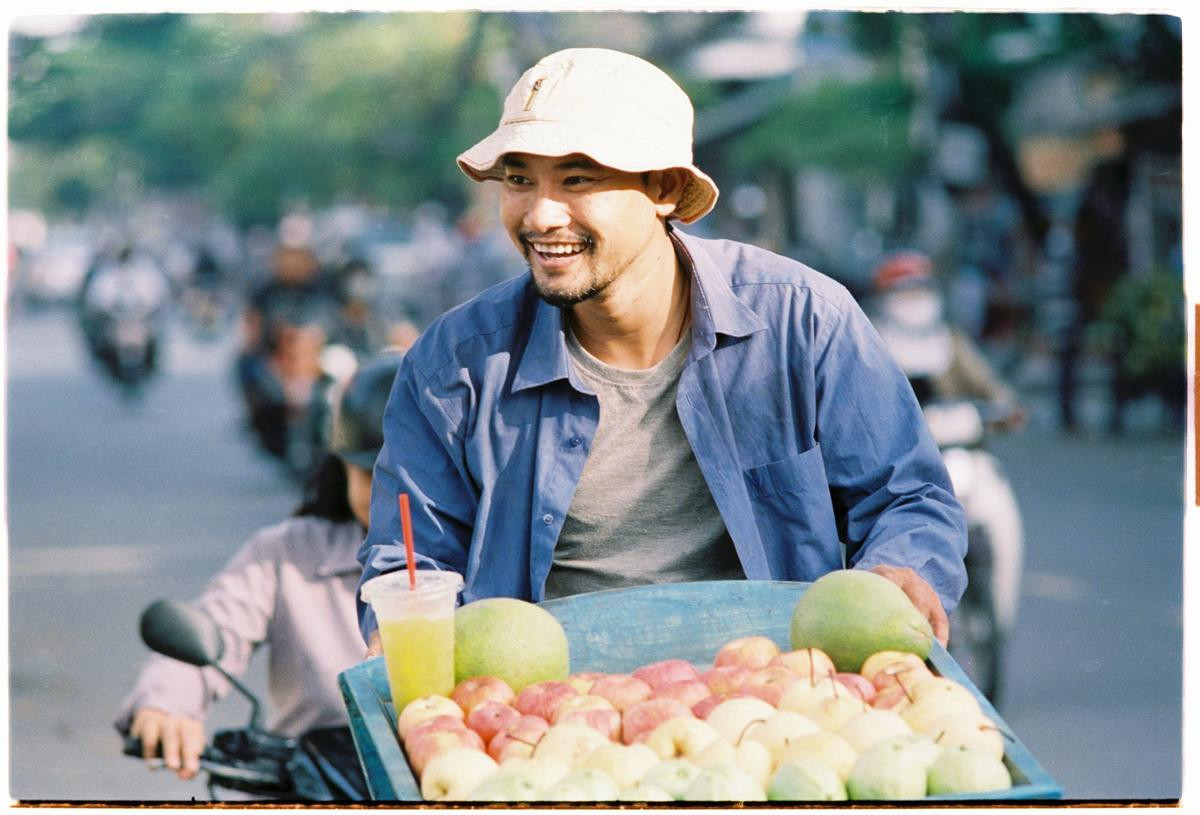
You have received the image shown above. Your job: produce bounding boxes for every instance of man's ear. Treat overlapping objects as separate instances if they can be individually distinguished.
[645,169,688,219]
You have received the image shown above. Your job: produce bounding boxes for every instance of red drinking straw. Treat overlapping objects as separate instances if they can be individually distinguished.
[398,493,416,590]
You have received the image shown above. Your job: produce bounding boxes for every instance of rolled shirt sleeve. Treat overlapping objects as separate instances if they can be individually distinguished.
[813,294,969,613]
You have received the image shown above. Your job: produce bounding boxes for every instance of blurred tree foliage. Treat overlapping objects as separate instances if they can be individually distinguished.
[727,76,913,182]
[8,10,744,228]
[10,9,1178,236]
[9,12,502,226]
[1093,270,1187,384]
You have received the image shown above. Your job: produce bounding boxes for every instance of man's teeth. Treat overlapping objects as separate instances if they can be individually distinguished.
[532,243,586,256]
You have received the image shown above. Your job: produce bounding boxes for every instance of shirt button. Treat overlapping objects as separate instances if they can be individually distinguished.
[569,436,582,448]
[542,514,554,525]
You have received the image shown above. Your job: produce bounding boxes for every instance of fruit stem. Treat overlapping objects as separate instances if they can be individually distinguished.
[737,718,768,746]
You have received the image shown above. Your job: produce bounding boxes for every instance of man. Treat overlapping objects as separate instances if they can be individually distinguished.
[358,48,967,657]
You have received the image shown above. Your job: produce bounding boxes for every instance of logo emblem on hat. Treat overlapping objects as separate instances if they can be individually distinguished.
[520,61,571,114]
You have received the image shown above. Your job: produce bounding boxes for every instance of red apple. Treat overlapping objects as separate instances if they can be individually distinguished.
[621,697,694,745]
[589,674,654,712]
[691,691,753,720]
[770,648,838,682]
[699,665,753,695]
[403,714,471,747]
[406,725,484,776]
[552,694,617,721]
[465,700,522,745]
[487,714,550,762]
[859,651,929,684]
[395,695,465,741]
[835,672,877,703]
[871,661,933,694]
[631,658,700,691]
[740,665,801,707]
[713,635,781,671]
[871,683,915,711]
[555,707,622,741]
[652,679,712,709]
[451,675,515,715]
[564,671,610,695]
[513,680,579,722]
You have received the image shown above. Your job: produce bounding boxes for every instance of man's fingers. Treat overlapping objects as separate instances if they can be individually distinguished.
[928,599,951,647]
[906,571,950,647]
[868,564,950,647]
[365,630,382,659]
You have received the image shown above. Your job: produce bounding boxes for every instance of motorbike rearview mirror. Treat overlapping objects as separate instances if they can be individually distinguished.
[139,599,224,667]
[137,599,265,731]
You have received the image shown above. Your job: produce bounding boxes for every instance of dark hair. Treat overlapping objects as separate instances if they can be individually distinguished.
[293,452,357,523]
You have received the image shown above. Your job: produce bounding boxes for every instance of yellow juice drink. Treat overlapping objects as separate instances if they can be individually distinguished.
[361,568,464,720]
[379,614,455,712]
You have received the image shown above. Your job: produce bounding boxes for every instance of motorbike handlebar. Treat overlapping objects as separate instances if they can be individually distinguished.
[123,731,290,790]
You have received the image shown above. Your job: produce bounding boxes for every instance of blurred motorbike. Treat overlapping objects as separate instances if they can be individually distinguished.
[179,251,232,341]
[914,383,1024,703]
[79,248,169,396]
[122,599,367,802]
[868,250,1025,703]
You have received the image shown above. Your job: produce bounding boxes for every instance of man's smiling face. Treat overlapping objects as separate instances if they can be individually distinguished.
[498,152,668,308]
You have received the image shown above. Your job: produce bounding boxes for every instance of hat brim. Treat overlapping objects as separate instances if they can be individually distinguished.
[457,119,718,225]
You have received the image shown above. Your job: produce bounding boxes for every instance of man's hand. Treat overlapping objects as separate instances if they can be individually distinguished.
[365,629,382,659]
[868,564,950,647]
[129,707,205,780]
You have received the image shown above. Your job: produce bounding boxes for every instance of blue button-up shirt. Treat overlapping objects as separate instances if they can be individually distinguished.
[357,228,967,641]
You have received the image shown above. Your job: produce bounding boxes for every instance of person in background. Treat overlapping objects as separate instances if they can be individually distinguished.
[115,352,402,783]
[358,48,967,658]
[868,250,1026,651]
[236,246,341,465]
[236,246,338,398]
[79,243,171,358]
[869,250,1026,428]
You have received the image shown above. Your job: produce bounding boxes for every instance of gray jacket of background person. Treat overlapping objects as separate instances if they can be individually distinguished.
[114,516,364,738]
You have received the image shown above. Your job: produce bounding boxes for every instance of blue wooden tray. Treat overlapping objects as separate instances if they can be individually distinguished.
[339,579,1062,801]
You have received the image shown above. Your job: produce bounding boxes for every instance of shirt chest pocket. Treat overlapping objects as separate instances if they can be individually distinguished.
[742,445,841,572]
[744,444,830,500]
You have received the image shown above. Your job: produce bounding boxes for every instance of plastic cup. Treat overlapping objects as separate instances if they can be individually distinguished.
[361,569,463,715]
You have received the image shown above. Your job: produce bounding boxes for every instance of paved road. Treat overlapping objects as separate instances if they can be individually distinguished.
[987,426,1183,801]
[4,305,1185,801]
[7,305,298,801]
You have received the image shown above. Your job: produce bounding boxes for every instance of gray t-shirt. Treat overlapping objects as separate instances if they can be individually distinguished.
[542,325,745,600]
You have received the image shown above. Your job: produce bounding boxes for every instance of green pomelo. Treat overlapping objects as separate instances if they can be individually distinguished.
[454,597,570,691]
[790,570,933,673]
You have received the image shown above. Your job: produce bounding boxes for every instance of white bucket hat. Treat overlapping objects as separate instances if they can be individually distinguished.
[457,48,719,224]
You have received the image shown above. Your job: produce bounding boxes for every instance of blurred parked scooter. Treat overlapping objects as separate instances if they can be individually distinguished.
[870,251,1026,703]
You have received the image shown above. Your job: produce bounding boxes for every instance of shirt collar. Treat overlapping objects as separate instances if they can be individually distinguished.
[511,226,766,393]
[670,227,766,350]
[512,294,571,393]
